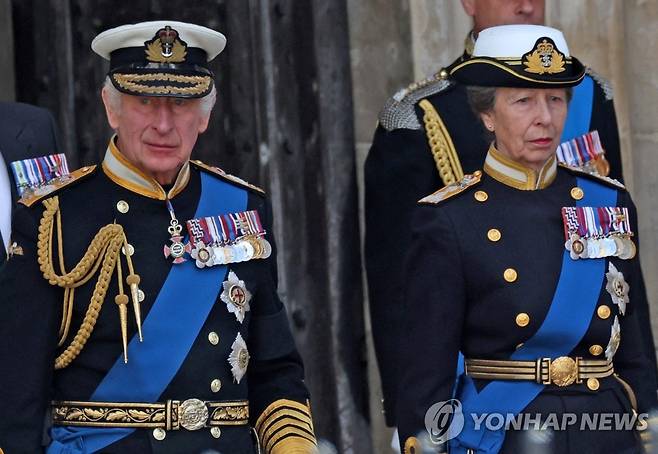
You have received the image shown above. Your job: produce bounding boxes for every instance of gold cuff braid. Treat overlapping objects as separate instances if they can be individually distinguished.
[255,399,317,454]
[419,99,464,186]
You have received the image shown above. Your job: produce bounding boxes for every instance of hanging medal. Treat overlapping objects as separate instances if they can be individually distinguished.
[188,217,219,268]
[163,199,191,263]
[11,153,71,197]
[556,130,609,175]
[561,206,635,261]
[184,209,273,267]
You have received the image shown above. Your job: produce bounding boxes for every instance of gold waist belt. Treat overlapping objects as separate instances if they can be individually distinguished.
[52,399,249,431]
[465,357,614,387]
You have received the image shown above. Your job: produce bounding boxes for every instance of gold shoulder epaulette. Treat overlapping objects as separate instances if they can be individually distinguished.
[191,160,266,195]
[558,163,625,190]
[418,170,482,205]
[19,165,97,207]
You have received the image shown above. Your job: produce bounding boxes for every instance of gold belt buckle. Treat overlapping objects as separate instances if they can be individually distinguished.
[179,398,209,431]
[549,356,578,387]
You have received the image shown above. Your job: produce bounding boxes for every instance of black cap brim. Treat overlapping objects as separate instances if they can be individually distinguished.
[450,56,586,88]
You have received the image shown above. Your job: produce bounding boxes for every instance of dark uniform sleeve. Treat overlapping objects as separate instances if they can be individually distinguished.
[590,80,623,182]
[0,203,61,453]
[396,204,466,452]
[247,198,317,454]
[364,123,440,426]
[613,192,658,414]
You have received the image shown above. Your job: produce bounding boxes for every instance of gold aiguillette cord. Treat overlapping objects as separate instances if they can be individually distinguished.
[38,196,143,368]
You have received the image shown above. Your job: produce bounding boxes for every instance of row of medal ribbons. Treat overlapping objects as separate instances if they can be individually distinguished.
[562,206,635,260]
[185,210,272,268]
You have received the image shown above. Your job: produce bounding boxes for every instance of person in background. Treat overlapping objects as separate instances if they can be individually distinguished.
[0,102,62,263]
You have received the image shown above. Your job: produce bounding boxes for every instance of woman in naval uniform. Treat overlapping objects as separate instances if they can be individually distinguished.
[397,25,657,454]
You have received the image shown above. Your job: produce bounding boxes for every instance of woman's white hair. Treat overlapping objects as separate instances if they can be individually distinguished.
[102,76,217,116]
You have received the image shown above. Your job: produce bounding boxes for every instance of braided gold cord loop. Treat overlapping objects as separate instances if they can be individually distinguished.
[419,99,465,186]
[37,196,133,369]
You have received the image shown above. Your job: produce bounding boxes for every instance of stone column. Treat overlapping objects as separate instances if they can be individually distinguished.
[622,0,658,339]
[409,0,471,79]
[347,1,413,452]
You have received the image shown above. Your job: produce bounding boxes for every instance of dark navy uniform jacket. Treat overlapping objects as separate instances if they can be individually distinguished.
[364,51,640,426]
[0,138,316,454]
[396,148,658,453]
[0,102,60,263]
[0,102,60,203]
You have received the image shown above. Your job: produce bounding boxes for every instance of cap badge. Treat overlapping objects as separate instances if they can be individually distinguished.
[523,38,566,75]
[145,26,187,63]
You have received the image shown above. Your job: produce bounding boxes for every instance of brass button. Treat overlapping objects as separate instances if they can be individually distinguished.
[211,378,222,393]
[473,170,482,177]
[474,190,488,202]
[138,289,145,302]
[589,344,603,356]
[439,69,449,79]
[587,377,600,391]
[516,313,530,327]
[570,187,584,201]
[152,428,166,441]
[487,228,501,242]
[116,200,129,213]
[208,331,220,345]
[122,244,135,256]
[504,268,518,283]
[597,305,611,320]
[210,427,221,439]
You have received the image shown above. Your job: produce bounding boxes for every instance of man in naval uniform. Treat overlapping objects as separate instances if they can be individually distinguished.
[0,102,61,263]
[0,21,317,454]
[364,0,645,431]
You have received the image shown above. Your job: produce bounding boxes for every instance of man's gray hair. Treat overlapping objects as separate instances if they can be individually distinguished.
[102,76,217,116]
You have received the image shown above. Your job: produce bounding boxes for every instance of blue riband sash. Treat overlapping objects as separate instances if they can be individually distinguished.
[561,75,594,142]
[449,176,617,454]
[48,172,247,453]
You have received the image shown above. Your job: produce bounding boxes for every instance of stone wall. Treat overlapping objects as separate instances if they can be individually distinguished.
[0,0,15,101]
